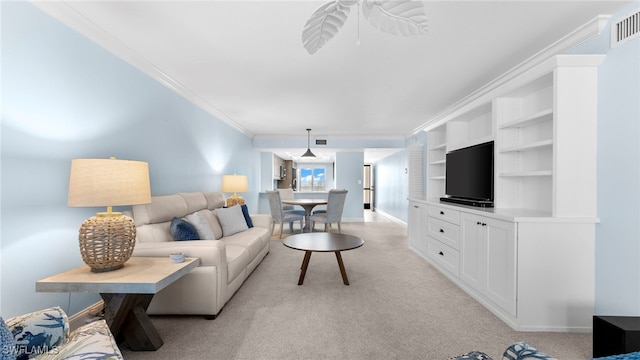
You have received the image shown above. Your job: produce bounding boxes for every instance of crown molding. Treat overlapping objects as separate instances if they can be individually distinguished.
[413,15,611,134]
[30,1,250,136]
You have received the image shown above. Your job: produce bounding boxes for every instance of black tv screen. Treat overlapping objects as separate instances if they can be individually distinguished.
[443,141,494,206]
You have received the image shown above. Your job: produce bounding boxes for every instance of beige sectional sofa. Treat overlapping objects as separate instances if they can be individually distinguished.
[130,191,271,317]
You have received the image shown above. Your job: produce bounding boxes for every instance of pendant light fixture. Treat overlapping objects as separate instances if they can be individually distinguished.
[301,128,316,157]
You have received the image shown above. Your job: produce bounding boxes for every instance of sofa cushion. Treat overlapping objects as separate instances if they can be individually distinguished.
[216,206,249,236]
[223,227,269,259]
[185,211,215,240]
[170,217,200,241]
[178,192,208,214]
[225,245,250,284]
[199,209,223,240]
[133,194,188,226]
[203,192,226,210]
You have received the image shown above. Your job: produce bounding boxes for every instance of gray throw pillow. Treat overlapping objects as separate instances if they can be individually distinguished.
[215,206,249,236]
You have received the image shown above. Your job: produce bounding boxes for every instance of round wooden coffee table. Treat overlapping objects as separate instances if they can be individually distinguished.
[283,232,364,285]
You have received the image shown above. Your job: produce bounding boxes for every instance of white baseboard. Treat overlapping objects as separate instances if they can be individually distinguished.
[372,208,406,225]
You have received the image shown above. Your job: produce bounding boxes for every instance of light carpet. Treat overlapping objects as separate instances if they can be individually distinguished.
[121,221,591,360]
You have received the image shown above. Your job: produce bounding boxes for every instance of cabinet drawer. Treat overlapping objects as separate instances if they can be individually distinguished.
[428,205,460,225]
[427,217,460,250]
[427,237,460,277]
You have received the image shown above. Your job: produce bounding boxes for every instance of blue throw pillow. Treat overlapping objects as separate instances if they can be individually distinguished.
[0,316,16,360]
[241,204,253,228]
[170,217,200,241]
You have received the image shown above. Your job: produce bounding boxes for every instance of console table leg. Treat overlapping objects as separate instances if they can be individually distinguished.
[335,251,349,285]
[101,293,163,351]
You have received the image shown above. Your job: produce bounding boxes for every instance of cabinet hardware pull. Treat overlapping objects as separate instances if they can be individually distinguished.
[439,251,444,256]
[439,229,444,233]
[440,211,444,215]
[477,221,481,225]
[482,223,487,226]
[414,206,418,208]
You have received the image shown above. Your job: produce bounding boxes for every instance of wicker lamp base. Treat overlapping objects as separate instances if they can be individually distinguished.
[226,195,245,207]
[78,213,136,273]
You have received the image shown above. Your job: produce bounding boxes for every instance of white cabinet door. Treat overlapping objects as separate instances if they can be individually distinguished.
[484,217,516,317]
[408,202,428,255]
[460,213,517,316]
[460,214,485,292]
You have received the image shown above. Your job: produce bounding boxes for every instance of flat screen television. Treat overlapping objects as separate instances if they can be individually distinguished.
[441,141,494,207]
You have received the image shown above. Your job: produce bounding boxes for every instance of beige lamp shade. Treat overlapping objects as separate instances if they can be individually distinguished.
[222,174,248,207]
[68,158,151,208]
[222,174,248,194]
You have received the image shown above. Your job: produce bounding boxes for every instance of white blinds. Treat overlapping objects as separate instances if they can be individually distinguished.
[408,145,424,200]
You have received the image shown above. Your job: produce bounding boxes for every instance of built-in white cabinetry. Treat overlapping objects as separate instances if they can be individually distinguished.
[459,213,516,317]
[408,54,601,333]
[408,200,427,255]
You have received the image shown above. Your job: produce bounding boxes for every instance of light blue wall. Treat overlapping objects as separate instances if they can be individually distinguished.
[335,152,364,221]
[373,131,428,223]
[565,1,640,315]
[595,3,640,315]
[1,2,259,317]
[374,150,408,222]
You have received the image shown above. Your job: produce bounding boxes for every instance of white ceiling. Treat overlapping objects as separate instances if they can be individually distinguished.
[33,0,631,161]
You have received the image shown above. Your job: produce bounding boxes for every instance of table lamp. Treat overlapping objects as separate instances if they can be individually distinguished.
[222,174,248,207]
[68,157,151,272]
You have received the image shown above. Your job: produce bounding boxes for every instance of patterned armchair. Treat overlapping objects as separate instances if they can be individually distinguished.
[1,306,122,360]
[452,342,640,360]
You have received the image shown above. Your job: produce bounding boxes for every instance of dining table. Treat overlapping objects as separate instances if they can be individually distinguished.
[281,198,328,232]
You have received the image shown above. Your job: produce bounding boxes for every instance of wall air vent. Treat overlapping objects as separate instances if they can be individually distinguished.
[611,10,640,47]
[315,139,327,146]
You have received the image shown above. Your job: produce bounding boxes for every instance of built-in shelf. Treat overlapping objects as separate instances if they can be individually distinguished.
[499,171,553,177]
[499,108,553,129]
[430,160,446,165]
[429,143,446,151]
[499,139,552,153]
[430,176,445,180]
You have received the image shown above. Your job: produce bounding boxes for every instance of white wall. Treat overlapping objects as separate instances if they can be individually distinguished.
[1,2,260,317]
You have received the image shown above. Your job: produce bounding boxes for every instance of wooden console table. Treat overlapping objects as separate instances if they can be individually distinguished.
[36,257,199,351]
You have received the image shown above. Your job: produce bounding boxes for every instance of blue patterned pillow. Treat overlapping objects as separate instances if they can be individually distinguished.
[170,217,200,241]
[0,316,16,360]
[241,204,253,228]
[6,307,69,360]
[503,342,557,360]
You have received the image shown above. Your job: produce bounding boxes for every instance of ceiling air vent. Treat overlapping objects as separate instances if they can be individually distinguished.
[315,139,327,146]
[612,10,640,48]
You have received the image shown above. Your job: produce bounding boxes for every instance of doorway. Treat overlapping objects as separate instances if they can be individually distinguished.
[364,164,372,209]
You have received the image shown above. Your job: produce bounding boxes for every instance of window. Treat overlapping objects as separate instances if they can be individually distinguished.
[300,167,325,191]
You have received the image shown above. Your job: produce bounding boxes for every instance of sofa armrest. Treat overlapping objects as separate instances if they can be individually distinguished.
[132,240,227,268]
[6,307,69,358]
[250,213,272,229]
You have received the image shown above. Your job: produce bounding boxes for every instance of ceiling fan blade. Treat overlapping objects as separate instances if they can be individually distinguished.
[302,1,351,54]
[362,0,428,36]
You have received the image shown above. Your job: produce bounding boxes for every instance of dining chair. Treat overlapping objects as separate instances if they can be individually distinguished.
[309,189,348,233]
[266,190,304,239]
[277,189,305,216]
